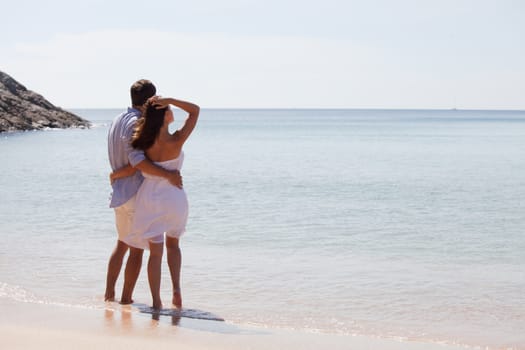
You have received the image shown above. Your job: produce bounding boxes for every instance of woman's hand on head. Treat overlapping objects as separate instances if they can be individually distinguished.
[145,95,163,109]
[149,96,171,109]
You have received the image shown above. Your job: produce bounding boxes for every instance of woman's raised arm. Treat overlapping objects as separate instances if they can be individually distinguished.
[154,97,200,143]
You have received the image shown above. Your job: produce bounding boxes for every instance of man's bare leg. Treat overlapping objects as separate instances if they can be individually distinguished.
[166,236,182,308]
[148,241,164,309]
[104,240,129,301]
[120,247,144,304]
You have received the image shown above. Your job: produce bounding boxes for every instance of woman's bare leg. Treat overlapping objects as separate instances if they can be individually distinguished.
[166,236,182,308]
[148,241,164,309]
[105,240,129,301]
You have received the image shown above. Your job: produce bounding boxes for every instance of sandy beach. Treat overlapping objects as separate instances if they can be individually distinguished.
[0,298,470,350]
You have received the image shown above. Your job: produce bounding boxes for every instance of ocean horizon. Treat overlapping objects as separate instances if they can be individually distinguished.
[1,108,524,349]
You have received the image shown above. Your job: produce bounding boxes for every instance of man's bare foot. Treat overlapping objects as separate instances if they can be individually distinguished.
[172,290,182,309]
[105,291,115,302]
[119,299,134,305]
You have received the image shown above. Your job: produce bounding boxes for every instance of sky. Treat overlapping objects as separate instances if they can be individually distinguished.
[1,0,524,109]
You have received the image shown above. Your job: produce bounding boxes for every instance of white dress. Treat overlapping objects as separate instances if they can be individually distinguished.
[123,151,188,249]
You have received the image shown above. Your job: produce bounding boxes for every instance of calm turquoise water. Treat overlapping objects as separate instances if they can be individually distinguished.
[1,109,525,349]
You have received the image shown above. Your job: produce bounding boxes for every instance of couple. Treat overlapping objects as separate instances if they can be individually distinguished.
[104,79,200,309]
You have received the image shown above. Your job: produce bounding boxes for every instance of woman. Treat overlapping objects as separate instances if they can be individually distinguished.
[110,96,199,309]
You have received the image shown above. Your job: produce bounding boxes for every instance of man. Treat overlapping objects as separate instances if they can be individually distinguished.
[105,79,182,303]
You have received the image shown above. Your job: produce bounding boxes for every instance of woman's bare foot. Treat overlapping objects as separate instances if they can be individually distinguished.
[152,298,163,310]
[172,290,182,309]
[119,298,134,305]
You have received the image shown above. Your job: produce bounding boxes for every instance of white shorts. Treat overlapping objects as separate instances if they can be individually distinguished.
[114,195,136,241]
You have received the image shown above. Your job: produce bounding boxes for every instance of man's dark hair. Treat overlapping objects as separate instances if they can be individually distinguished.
[130,79,156,107]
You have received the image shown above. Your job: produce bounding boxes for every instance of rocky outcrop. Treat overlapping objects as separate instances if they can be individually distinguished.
[0,71,90,132]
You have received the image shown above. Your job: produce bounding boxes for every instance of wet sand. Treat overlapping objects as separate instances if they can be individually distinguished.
[0,298,471,350]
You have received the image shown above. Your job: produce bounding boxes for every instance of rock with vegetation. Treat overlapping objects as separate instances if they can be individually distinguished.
[0,71,90,132]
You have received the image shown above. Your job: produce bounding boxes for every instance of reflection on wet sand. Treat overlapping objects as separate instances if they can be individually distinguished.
[102,302,253,336]
[104,304,181,333]
[104,305,135,332]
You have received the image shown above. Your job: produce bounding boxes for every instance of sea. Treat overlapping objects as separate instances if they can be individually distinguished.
[1,108,524,349]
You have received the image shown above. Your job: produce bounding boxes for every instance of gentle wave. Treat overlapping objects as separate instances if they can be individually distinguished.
[0,282,103,310]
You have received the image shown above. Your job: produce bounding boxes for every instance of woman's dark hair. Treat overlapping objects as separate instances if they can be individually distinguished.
[130,79,156,106]
[131,99,168,150]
